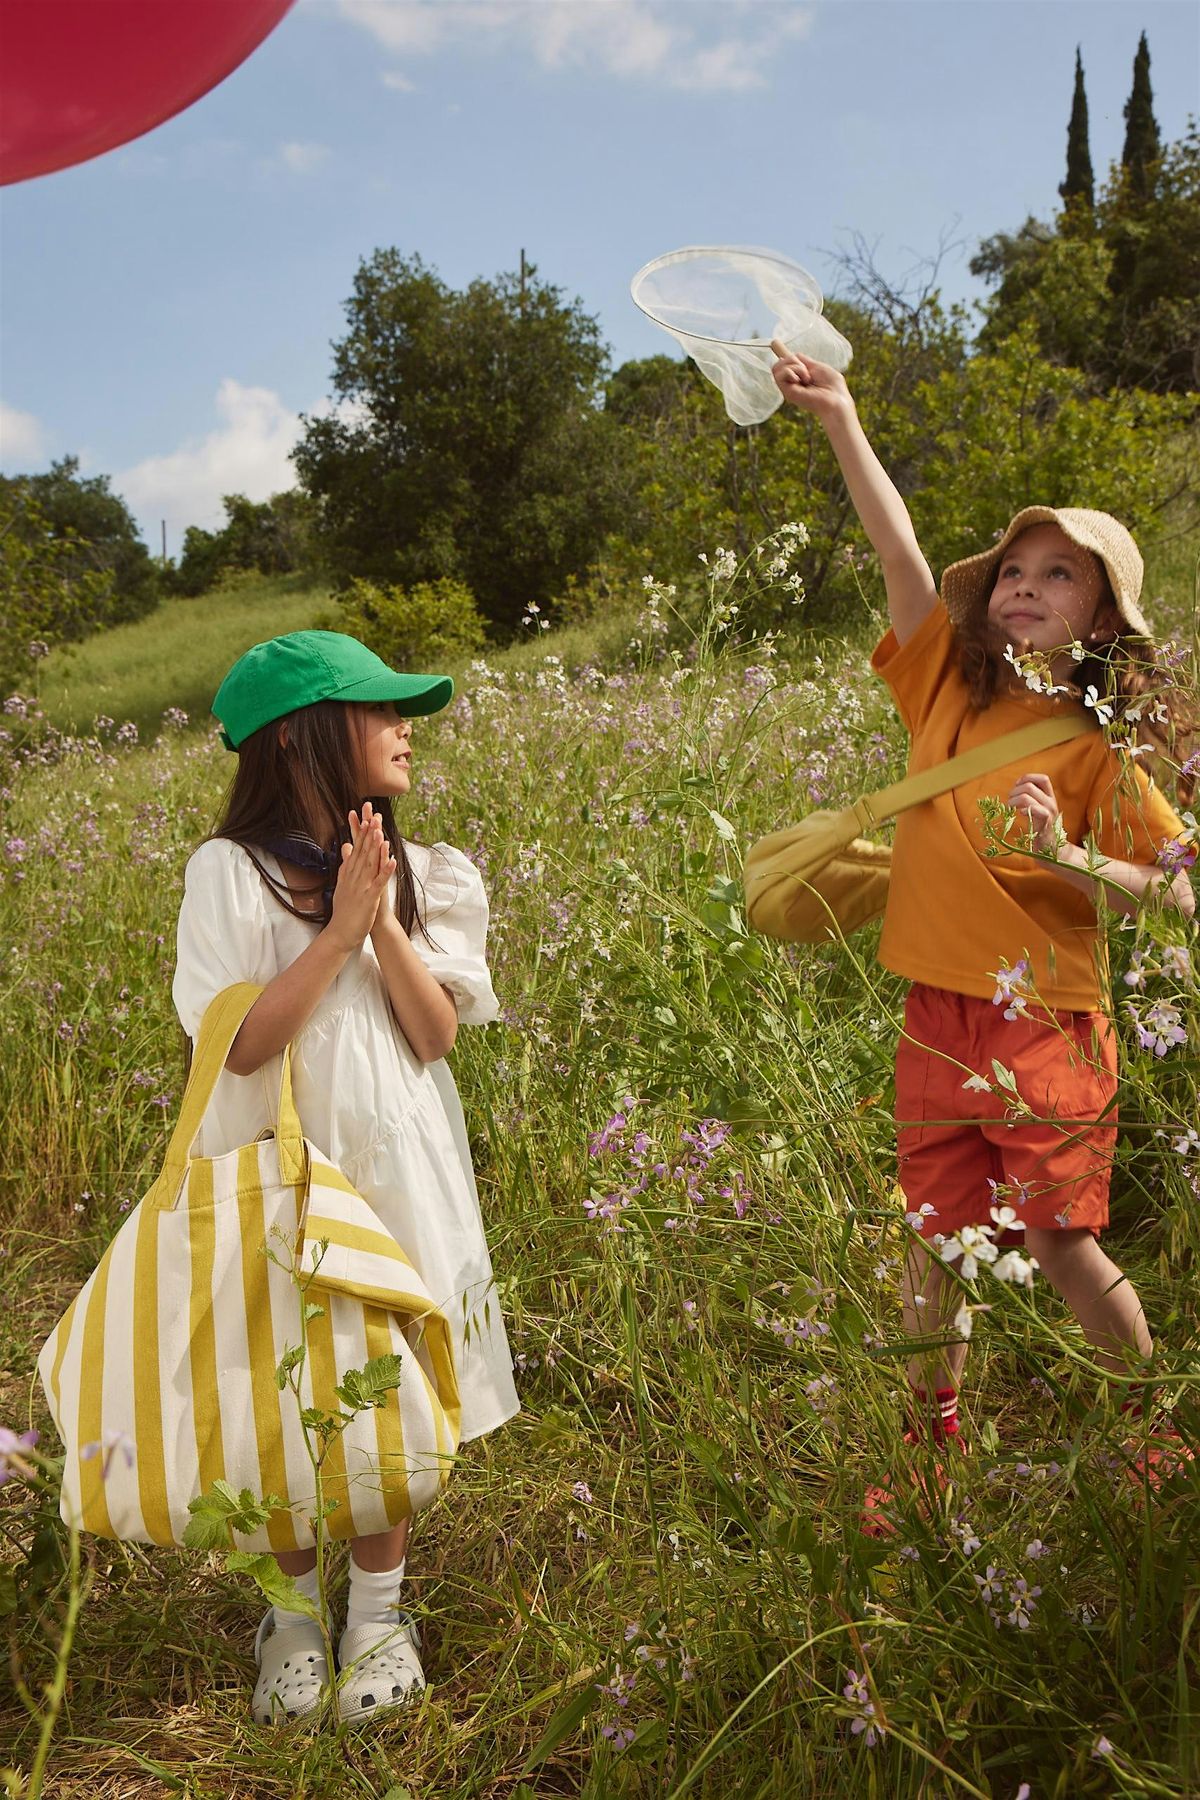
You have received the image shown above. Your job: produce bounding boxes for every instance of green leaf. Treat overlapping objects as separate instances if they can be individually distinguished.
[275,1342,306,1390]
[225,1550,322,1617]
[523,1679,602,1772]
[183,1484,286,1552]
[334,1352,405,1413]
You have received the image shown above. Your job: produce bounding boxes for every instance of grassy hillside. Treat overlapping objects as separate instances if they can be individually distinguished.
[36,576,333,742]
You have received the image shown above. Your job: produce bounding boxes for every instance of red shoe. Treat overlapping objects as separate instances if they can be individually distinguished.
[861,1430,966,1539]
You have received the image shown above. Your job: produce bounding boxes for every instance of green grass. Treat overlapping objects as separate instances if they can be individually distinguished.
[2,553,1198,1799]
[36,576,333,742]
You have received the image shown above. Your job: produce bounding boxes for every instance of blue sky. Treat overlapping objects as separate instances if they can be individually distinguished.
[1,0,1196,553]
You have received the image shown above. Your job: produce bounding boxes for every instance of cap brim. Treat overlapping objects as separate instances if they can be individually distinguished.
[333,671,455,715]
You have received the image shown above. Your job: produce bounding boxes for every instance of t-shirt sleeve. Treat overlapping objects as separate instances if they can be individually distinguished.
[173,839,275,1040]
[869,600,958,736]
[1088,755,1188,867]
[411,844,500,1026]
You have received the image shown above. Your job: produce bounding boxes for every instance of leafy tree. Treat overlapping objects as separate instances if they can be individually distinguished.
[0,492,114,695]
[606,296,1195,630]
[321,576,486,669]
[293,251,631,634]
[1121,30,1161,203]
[972,120,1200,393]
[1060,47,1094,213]
[0,457,157,625]
[169,490,317,596]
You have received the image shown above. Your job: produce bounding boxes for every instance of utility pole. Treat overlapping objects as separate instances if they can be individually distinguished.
[161,519,167,565]
[519,247,527,312]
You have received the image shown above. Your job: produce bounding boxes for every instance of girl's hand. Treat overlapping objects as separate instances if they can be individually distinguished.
[1009,772,1066,855]
[770,341,852,421]
[328,801,396,952]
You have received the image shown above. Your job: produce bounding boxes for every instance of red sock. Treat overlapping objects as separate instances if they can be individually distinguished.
[911,1386,959,1445]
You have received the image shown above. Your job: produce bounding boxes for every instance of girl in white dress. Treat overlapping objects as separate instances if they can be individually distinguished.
[172,630,519,1725]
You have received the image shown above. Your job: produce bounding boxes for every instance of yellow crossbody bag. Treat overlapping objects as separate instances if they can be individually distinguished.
[744,715,1087,944]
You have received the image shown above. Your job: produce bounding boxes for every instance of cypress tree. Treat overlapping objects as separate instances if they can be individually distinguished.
[1121,31,1161,201]
[1059,47,1094,212]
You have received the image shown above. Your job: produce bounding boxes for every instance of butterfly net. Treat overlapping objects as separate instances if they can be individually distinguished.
[630,246,852,427]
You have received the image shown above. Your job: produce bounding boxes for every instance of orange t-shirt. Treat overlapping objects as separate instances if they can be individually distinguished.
[870,602,1186,1012]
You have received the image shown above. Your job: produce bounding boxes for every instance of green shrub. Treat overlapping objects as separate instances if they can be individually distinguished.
[321,575,487,669]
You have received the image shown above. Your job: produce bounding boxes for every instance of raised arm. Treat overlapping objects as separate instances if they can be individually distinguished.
[771,343,938,645]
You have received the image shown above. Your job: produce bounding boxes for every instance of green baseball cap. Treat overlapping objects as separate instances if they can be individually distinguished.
[213,630,455,751]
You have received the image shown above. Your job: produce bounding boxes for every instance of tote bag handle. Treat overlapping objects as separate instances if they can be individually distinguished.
[145,982,306,1212]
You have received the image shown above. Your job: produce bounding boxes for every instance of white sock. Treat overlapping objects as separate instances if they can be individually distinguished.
[345,1557,406,1636]
[272,1563,323,1633]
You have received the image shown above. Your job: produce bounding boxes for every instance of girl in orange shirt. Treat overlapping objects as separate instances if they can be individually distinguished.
[770,345,1195,1517]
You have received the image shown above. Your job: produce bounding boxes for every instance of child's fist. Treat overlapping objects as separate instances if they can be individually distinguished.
[770,341,851,419]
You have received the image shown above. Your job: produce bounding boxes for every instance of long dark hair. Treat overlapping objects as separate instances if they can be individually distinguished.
[208,699,425,934]
[956,595,1196,807]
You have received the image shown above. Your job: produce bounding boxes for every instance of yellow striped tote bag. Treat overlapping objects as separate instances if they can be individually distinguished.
[38,982,461,1551]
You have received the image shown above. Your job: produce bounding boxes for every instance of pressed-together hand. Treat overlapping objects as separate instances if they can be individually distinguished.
[770,341,852,421]
[1009,772,1065,854]
[328,801,397,951]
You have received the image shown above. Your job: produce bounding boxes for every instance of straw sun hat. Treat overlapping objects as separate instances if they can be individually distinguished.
[940,506,1152,641]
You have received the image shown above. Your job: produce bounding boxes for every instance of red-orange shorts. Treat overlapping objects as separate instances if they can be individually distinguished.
[895,981,1118,1240]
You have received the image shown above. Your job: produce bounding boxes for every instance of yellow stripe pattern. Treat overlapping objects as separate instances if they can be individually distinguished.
[36,983,462,1550]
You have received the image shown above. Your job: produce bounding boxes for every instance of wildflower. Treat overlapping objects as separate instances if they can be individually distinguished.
[899,1544,920,1562]
[941,1223,999,1281]
[1092,1737,1114,1759]
[1126,998,1187,1058]
[905,1202,937,1230]
[1122,947,1156,990]
[962,1072,993,1093]
[992,1250,1038,1287]
[957,1522,982,1556]
[4,837,26,863]
[27,639,49,661]
[989,957,1033,1021]
[600,1722,636,1750]
[0,1426,39,1486]
[583,1191,630,1233]
[572,1481,594,1505]
[81,1427,135,1477]
[1156,834,1197,879]
[115,721,139,746]
[1005,1576,1041,1629]
[1083,686,1115,726]
[1161,944,1192,983]
[974,1565,1005,1605]
[1025,1539,1047,1560]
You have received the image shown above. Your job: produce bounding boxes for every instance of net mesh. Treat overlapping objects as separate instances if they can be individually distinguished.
[630,246,852,427]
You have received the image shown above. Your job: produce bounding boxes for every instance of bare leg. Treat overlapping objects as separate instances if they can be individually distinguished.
[1024,1227,1152,1376]
[275,1519,411,1581]
[902,1238,969,1395]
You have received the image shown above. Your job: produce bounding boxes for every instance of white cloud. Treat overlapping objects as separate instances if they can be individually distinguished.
[0,400,48,467]
[115,379,302,537]
[382,69,416,91]
[278,140,330,173]
[341,0,814,92]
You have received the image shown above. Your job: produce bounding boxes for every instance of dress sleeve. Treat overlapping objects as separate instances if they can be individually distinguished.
[172,839,276,1040]
[410,843,500,1026]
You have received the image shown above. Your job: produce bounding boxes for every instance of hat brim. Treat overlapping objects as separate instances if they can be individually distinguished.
[940,506,1151,639]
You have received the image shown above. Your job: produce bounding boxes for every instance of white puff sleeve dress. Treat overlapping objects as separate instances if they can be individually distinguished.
[172,836,519,1443]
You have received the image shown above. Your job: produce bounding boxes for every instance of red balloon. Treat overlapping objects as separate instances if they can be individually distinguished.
[0,0,296,186]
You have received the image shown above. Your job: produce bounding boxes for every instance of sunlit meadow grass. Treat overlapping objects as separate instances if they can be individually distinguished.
[2,551,1199,1799]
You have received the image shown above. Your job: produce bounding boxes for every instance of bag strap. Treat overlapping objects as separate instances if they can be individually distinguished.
[146,982,306,1212]
[852,714,1089,832]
